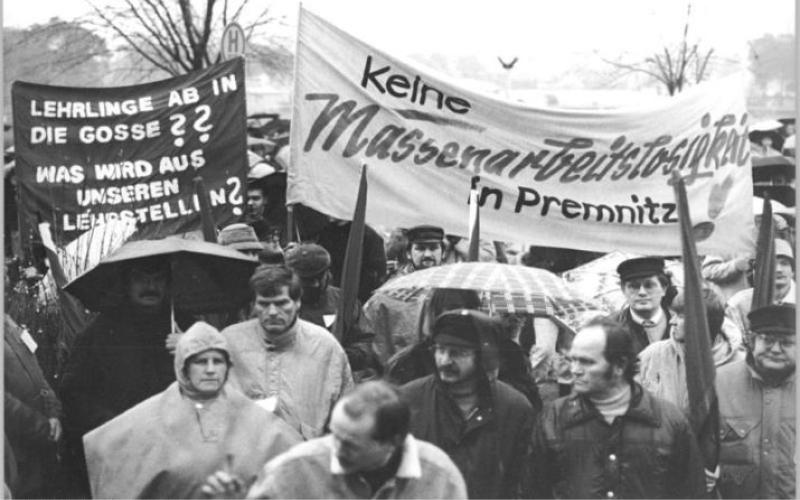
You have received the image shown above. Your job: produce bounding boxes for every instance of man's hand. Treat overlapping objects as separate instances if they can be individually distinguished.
[704,466,719,493]
[48,417,62,442]
[201,470,244,499]
[166,332,184,354]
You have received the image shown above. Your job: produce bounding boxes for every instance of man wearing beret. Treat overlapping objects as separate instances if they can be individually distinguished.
[615,256,674,354]
[365,225,447,364]
[400,310,535,499]
[285,243,379,380]
[713,304,796,498]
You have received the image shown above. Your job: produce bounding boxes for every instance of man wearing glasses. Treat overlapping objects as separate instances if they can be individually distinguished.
[714,304,796,499]
[400,309,535,499]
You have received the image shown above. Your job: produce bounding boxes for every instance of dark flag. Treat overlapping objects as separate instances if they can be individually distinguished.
[333,166,367,342]
[671,172,720,479]
[468,190,480,262]
[751,194,776,309]
[193,176,218,242]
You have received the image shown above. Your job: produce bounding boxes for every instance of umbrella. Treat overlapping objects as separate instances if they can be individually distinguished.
[64,237,258,314]
[750,119,783,132]
[561,251,684,313]
[376,262,606,330]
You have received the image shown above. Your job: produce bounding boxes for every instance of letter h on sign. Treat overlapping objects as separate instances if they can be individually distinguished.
[221,23,245,60]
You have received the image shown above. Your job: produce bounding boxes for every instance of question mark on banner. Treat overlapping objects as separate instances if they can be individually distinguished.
[194,105,213,143]
[170,114,187,147]
[227,176,243,216]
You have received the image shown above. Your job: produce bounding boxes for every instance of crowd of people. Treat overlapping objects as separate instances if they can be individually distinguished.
[4,167,797,499]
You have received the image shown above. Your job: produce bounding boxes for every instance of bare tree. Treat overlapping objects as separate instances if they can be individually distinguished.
[86,0,291,77]
[601,3,714,96]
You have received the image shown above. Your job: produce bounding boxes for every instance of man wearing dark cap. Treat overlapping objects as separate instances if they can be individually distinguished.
[713,304,796,499]
[59,255,193,496]
[285,243,378,380]
[399,310,535,499]
[615,256,673,354]
[393,225,446,278]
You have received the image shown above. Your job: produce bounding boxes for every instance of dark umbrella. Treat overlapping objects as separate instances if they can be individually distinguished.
[64,237,258,315]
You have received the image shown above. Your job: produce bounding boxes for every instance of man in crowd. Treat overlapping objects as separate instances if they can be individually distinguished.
[615,256,674,354]
[243,175,286,247]
[400,309,534,499]
[232,380,467,499]
[5,314,62,499]
[221,265,354,439]
[727,238,795,334]
[714,304,795,498]
[60,256,192,495]
[638,286,744,414]
[284,243,378,380]
[364,225,447,363]
[531,316,705,499]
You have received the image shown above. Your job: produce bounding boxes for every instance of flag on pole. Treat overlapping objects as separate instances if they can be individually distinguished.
[193,176,218,243]
[333,166,367,342]
[751,194,776,309]
[672,172,720,475]
[468,190,480,262]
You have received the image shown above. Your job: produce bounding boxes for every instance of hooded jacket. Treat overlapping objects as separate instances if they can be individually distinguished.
[399,324,535,499]
[83,322,301,499]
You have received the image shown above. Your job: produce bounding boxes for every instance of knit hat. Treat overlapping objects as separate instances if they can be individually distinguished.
[284,243,331,277]
[433,309,500,373]
[748,304,796,336]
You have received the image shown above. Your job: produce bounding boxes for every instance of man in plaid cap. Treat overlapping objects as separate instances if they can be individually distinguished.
[400,310,534,499]
[714,304,796,499]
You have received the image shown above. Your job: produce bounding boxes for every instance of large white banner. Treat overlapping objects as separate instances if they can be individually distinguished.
[289,8,755,257]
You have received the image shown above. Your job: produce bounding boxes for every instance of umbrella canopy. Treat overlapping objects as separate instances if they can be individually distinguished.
[377,262,605,329]
[64,238,258,314]
[750,119,783,132]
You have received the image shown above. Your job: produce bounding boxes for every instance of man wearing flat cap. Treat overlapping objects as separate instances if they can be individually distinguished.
[285,243,378,380]
[713,304,796,499]
[393,225,446,278]
[400,310,534,499]
[615,256,674,354]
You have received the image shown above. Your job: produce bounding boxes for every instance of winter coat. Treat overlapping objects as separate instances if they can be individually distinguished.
[716,359,795,499]
[4,314,62,498]
[83,323,301,498]
[615,306,671,355]
[400,375,534,499]
[530,383,706,499]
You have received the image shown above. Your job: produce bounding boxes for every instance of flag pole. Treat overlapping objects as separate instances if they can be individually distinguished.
[467,190,480,262]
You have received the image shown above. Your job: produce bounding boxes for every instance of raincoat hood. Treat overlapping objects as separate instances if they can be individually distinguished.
[174,321,231,398]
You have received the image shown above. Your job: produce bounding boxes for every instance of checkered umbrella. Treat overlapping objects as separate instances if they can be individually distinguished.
[378,262,605,328]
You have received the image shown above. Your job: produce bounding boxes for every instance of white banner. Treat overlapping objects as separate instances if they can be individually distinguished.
[289,8,755,257]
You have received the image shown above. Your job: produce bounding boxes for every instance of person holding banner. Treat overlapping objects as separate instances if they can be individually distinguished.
[221,265,354,440]
[714,304,796,499]
[530,316,705,499]
[615,257,675,354]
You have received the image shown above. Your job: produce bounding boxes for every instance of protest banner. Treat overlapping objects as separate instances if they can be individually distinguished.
[289,8,755,257]
[12,58,248,249]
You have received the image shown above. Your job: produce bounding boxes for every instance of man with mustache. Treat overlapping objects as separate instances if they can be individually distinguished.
[60,256,193,497]
[726,238,795,334]
[615,256,675,354]
[400,309,535,499]
[366,225,447,364]
[284,243,378,381]
[221,265,354,439]
[713,304,796,499]
[530,316,705,499]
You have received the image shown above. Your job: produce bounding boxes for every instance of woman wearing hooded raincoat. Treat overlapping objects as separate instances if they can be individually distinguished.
[83,321,301,499]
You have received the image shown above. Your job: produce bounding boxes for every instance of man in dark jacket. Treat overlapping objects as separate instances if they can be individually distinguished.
[530,316,705,499]
[284,243,379,380]
[59,256,192,495]
[615,256,674,354]
[4,314,62,499]
[400,309,535,499]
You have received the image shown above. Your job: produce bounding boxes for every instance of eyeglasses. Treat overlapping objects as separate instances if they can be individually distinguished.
[430,344,476,359]
[754,333,796,350]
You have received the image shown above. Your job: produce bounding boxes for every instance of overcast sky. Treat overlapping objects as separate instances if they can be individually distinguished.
[3,0,795,77]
